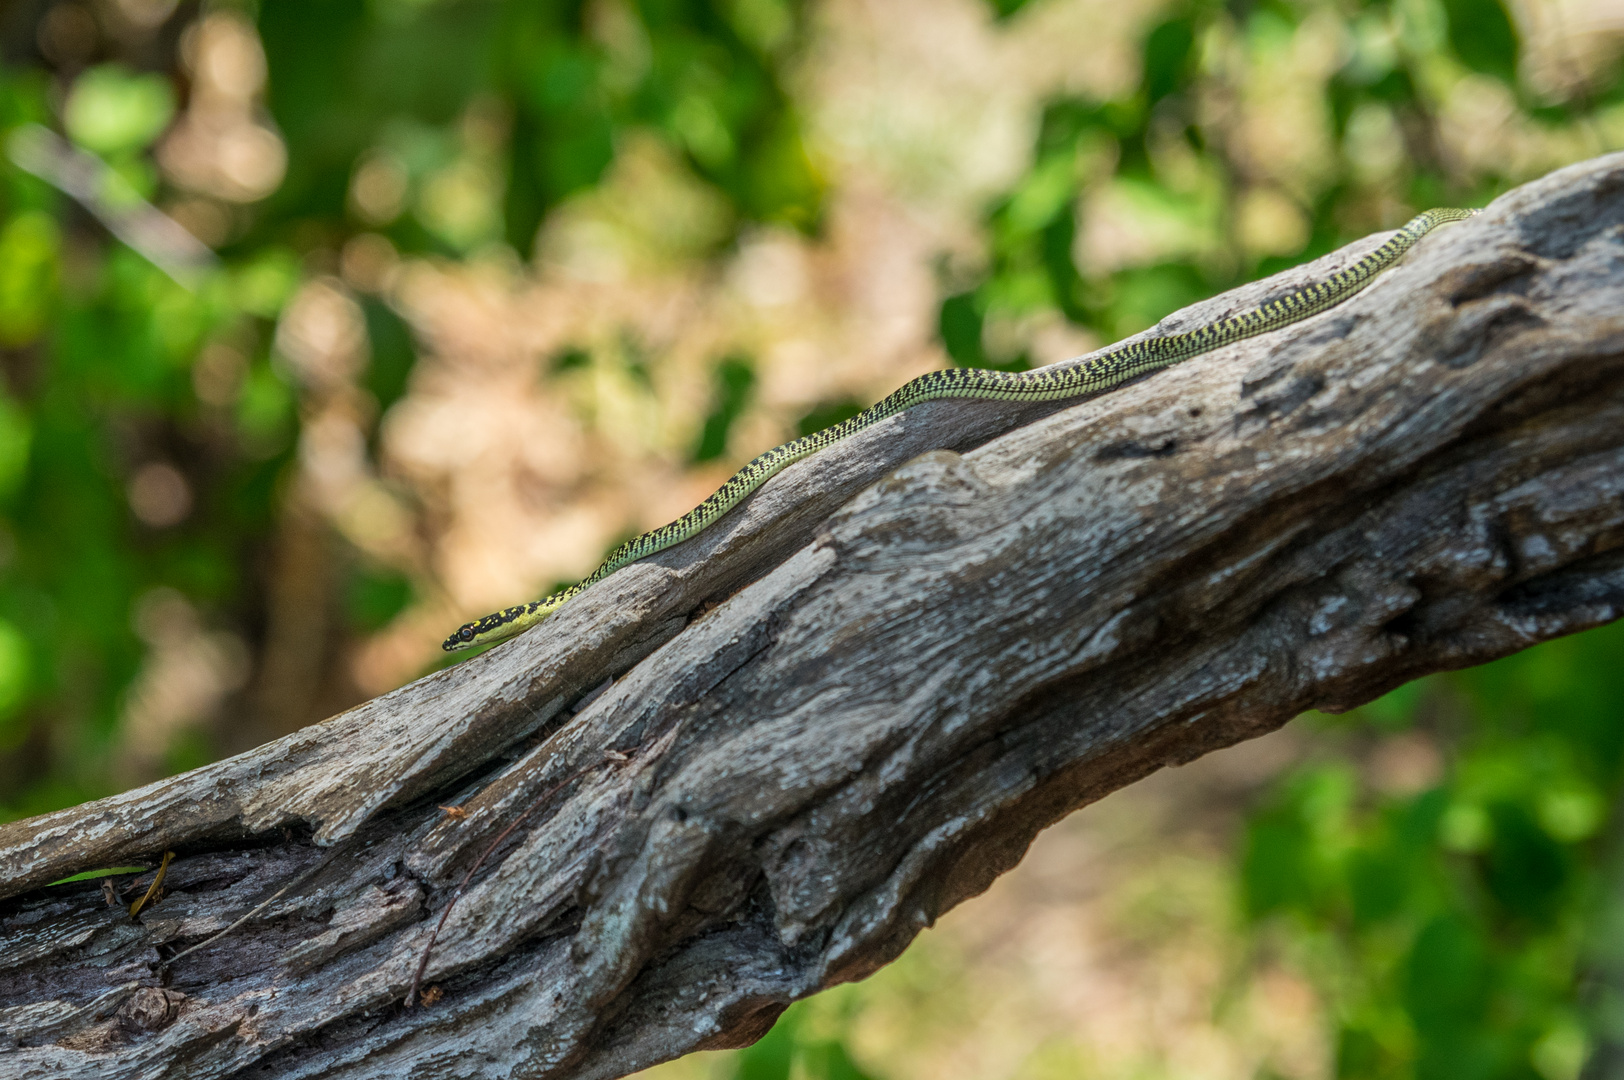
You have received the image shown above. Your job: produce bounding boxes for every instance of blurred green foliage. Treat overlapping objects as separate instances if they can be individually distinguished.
[731,996,880,1080]
[0,99,294,813]
[795,398,864,438]
[946,0,1621,367]
[0,0,821,818]
[63,65,173,157]
[257,0,822,255]
[1241,621,1624,1080]
[946,0,1624,1076]
[695,352,758,462]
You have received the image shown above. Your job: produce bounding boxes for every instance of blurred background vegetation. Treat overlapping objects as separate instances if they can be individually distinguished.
[0,0,1621,1076]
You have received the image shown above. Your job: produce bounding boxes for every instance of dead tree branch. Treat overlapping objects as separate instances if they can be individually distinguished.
[5,154,1624,1079]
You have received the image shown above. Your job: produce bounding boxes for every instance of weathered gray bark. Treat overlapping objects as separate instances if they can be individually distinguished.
[4,153,1624,1079]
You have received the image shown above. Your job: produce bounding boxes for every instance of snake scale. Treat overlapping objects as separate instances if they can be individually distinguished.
[443,207,1477,652]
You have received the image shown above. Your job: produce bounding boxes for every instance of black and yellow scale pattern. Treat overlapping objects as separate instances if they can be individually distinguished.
[444,207,1477,651]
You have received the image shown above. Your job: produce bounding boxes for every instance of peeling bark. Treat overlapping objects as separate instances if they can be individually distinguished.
[4,154,1624,1080]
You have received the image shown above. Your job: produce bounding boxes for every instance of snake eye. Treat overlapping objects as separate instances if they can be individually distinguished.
[458,627,474,642]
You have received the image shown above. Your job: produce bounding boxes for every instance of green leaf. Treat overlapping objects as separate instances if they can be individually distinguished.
[347,567,414,633]
[0,391,34,502]
[735,1005,798,1080]
[63,66,175,156]
[1440,0,1519,84]
[0,210,59,346]
[1003,153,1078,236]
[361,297,417,413]
[0,617,32,739]
[1334,1026,1387,1080]
[48,865,149,885]
[982,0,1034,19]
[1482,801,1569,923]
[1404,916,1491,1036]
[803,1039,881,1080]
[1348,846,1407,924]
[797,399,864,438]
[694,354,757,463]
[1141,18,1196,105]
[231,251,301,319]
[1242,811,1316,917]
[938,291,986,368]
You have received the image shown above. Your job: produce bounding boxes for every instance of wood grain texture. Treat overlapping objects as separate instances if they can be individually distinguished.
[4,153,1624,1080]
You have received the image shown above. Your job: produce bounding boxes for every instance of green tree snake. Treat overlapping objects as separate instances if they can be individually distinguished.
[444,207,1478,652]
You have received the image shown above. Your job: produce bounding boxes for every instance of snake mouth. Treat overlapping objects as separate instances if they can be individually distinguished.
[443,614,506,651]
[442,624,480,652]
[442,602,551,651]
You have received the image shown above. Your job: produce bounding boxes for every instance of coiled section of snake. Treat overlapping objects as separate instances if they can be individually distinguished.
[444,207,1476,651]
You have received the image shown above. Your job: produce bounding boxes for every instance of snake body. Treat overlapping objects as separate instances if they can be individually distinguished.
[444,207,1476,652]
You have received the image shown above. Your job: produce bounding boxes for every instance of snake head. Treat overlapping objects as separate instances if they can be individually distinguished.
[442,599,563,652]
[441,605,526,652]
[442,621,482,652]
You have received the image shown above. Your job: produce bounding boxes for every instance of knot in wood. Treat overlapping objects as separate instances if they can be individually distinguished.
[116,987,183,1033]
